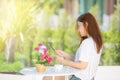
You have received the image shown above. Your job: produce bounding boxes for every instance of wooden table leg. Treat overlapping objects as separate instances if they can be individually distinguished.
[65,75,69,80]
[52,76,55,80]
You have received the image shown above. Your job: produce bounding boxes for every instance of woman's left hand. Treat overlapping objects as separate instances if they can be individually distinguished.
[56,55,64,64]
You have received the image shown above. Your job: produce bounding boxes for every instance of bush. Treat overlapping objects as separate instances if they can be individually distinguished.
[101,10,120,65]
[0,52,24,72]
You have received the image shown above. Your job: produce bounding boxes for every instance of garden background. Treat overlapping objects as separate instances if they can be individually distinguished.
[0,0,120,72]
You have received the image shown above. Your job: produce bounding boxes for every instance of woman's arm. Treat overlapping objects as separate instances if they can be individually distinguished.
[63,59,88,69]
[56,55,88,70]
[54,50,75,61]
[62,52,75,61]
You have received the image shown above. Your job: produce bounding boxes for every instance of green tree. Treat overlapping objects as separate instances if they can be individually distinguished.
[102,3,120,65]
[0,0,39,64]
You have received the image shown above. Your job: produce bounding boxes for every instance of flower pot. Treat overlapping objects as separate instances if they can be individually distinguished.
[35,64,46,72]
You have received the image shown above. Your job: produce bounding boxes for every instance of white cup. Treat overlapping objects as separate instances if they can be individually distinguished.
[54,64,63,72]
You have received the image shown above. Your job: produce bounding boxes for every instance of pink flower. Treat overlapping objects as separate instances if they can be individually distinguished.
[42,48,48,54]
[40,54,47,61]
[34,42,53,65]
[46,55,53,64]
[34,48,39,51]
[38,43,43,46]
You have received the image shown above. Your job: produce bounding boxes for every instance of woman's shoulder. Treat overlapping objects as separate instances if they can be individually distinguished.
[82,37,93,44]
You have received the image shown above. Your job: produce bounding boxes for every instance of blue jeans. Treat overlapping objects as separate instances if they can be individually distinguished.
[70,75,81,80]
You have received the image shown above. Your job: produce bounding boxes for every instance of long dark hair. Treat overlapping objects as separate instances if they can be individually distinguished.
[75,12,103,53]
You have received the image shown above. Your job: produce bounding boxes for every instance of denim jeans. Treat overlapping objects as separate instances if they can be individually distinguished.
[70,75,81,80]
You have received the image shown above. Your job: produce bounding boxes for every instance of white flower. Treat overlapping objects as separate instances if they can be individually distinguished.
[41,45,46,49]
[39,49,44,54]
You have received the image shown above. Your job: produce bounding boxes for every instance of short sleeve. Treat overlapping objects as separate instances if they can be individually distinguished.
[78,39,93,62]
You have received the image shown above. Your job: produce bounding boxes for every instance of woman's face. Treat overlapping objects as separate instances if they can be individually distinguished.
[77,21,88,37]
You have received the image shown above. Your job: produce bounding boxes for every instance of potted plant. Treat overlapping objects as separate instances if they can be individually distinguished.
[34,43,53,72]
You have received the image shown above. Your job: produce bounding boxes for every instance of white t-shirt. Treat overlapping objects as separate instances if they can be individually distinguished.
[74,37,102,80]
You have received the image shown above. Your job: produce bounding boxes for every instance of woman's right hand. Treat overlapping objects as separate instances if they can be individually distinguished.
[54,50,64,57]
[54,50,74,61]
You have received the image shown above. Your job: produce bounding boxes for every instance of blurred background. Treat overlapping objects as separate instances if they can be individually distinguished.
[0,0,120,72]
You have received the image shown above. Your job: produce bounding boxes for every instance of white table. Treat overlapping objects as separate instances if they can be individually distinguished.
[20,66,78,80]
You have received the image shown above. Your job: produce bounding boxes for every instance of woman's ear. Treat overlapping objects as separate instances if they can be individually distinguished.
[85,22,88,27]
[85,22,88,31]
[85,22,89,37]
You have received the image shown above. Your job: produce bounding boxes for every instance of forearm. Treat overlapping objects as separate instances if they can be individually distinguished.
[63,52,75,61]
[63,59,88,70]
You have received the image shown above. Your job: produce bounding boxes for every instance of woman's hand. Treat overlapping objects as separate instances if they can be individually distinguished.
[54,50,65,64]
[54,50,64,57]
[56,55,64,64]
[54,50,75,61]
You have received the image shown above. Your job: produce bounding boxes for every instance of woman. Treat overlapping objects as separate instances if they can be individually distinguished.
[54,12,103,80]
